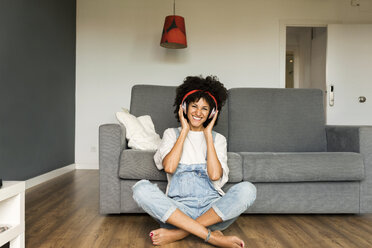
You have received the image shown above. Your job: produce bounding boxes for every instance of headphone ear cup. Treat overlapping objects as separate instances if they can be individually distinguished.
[182,102,187,114]
[209,108,216,119]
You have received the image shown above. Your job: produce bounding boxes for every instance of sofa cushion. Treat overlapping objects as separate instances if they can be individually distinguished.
[119,149,243,182]
[228,88,327,152]
[119,150,166,181]
[240,152,365,182]
[130,85,229,140]
[130,85,178,138]
[225,152,243,182]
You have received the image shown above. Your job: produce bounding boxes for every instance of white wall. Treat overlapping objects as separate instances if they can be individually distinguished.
[76,0,372,169]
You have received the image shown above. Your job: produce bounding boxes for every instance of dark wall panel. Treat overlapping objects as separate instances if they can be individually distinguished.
[0,0,76,180]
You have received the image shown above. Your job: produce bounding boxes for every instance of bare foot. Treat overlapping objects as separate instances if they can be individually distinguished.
[150,228,188,246]
[209,234,245,248]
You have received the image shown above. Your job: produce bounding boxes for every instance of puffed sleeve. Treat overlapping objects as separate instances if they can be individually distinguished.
[154,128,177,170]
[213,133,229,187]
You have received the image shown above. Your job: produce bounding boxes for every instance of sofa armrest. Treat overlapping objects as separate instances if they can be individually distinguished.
[326,125,372,213]
[99,124,126,214]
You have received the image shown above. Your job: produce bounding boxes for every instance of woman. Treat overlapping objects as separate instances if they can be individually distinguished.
[132,76,256,247]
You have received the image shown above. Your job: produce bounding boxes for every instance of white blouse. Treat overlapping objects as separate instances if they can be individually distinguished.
[153,127,229,196]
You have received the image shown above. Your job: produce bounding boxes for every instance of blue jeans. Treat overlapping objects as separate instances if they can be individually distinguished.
[132,163,256,231]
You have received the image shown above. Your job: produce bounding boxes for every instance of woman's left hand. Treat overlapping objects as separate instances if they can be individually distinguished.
[204,110,219,136]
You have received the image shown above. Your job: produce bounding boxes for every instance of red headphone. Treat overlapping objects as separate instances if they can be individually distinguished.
[181,90,218,119]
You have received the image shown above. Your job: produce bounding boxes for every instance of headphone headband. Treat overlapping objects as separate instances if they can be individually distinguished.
[181,89,218,109]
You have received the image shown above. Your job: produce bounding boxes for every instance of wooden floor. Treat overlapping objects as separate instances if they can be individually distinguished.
[25,170,372,248]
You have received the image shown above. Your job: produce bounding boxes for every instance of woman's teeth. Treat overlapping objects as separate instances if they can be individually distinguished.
[193,116,201,120]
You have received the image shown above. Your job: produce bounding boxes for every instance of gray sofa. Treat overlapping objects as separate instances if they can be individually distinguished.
[99,85,372,214]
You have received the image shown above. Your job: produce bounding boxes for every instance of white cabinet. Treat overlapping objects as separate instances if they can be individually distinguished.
[0,181,25,248]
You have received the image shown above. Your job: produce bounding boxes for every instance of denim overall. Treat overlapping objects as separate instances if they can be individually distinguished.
[167,128,220,219]
[132,128,257,231]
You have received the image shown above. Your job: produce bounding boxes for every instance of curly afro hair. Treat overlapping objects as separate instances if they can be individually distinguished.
[174,75,228,128]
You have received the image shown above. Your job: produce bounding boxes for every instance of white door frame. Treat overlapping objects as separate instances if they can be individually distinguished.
[279,19,337,88]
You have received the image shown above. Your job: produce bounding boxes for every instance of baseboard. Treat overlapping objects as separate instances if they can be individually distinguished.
[25,164,76,190]
[75,163,98,170]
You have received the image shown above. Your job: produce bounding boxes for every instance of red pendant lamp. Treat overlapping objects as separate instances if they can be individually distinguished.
[160,0,187,49]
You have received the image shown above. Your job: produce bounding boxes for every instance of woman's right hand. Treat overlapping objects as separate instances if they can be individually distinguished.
[179,104,190,132]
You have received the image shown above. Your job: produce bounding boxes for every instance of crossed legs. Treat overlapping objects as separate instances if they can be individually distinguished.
[132,180,256,247]
[152,208,245,247]
[151,207,240,246]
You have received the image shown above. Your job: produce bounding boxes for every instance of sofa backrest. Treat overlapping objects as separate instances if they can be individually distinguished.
[228,88,327,152]
[130,84,229,139]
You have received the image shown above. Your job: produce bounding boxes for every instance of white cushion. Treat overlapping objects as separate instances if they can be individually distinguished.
[116,108,161,150]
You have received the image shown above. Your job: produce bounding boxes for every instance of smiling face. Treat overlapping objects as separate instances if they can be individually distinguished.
[186,97,210,131]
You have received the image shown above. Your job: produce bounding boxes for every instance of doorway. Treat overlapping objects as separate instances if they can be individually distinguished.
[282,23,372,125]
[285,26,327,113]
[285,27,327,91]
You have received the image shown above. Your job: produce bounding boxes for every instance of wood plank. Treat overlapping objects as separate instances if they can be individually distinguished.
[25,170,372,248]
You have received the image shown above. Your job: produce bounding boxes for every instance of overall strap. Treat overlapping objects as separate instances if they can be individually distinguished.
[174,127,181,139]
[173,128,217,142]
